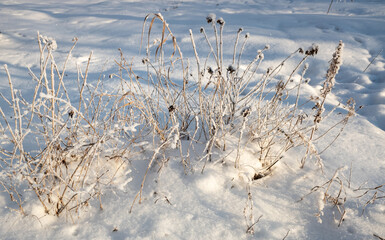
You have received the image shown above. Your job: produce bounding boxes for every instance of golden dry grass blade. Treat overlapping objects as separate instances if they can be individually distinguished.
[155,21,166,59]
[171,36,177,59]
[147,17,156,55]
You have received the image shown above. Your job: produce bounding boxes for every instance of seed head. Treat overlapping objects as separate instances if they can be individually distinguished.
[305,44,319,56]
[206,13,216,24]
[142,58,149,64]
[207,67,214,75]
[227,65,236,73]
[217,17,225,26]
[299,48,304,54]
[241,107,251,118]
[168,105,175,113]
[68,110,74,118]
[40,35,57,51]
[321,40,344,97]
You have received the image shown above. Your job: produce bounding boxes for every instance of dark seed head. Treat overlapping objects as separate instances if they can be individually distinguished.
[168,105,175,113]
[227,65,236,73]
[68,110,74,118]
[217,17,225,26]
[206,13,216,24]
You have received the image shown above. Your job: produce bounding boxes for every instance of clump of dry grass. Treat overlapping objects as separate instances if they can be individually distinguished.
[0,14,359,228]
[0,34,139,219]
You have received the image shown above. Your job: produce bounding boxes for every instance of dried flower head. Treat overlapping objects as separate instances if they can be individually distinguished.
[245,33,250,38]
[227,65,236,73]
[207,67,214,75]
[168,105,176,113]
[299,47,304,54]
[142,58,149,64]
[238,28,243,33]
[68,110,74,118]
[321,40,344,97]
[241,107,251,118]
[217,17,225,26]
[305,44,319,56]
[40,35,57,51]
[206,13,216,24]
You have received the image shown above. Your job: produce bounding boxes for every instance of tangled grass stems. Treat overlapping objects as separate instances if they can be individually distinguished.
[0,14,360,230]
[0,34,140,219]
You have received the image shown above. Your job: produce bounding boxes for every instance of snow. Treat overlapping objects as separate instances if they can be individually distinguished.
[1,0,384,239]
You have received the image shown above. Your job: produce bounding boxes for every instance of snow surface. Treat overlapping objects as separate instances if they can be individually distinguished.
[0,0,384,239]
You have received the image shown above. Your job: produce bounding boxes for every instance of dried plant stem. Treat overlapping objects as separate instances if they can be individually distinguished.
[130,126,178,212]
[237,34,249,74]
[327,0,334,14]
[0,181,25,215]
[189,30,204,126]
[363,49,383,73]
[233,28,243,65]
[200,28,219,67]
[235,116,247,168]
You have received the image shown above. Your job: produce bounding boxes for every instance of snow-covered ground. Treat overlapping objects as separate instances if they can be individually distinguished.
[0,0,384,239]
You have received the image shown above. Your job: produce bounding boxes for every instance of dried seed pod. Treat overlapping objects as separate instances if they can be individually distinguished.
[207,67,214,75]
[217,17,225,26]
[206,13,216,24]
[305,44,319,56]
[227,65,236,73]
[168,105,175,113]
[241,107,251,117]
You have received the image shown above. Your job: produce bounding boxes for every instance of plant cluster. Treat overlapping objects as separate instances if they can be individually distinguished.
[0,14,361,229]
[0,34,137,219]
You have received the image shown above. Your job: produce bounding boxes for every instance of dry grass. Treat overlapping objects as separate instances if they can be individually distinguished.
[0,34,138,219]
[0,14,361,228]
